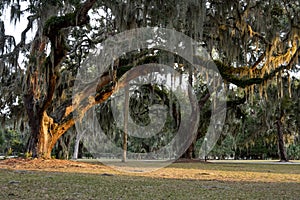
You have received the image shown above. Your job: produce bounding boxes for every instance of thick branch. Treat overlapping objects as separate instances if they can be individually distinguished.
[55,63,166,139]
[219,45,299,88]
[43,0,97,42]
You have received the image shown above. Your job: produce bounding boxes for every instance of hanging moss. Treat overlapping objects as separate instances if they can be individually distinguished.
[288,73,292,98]
[44,13,76,39]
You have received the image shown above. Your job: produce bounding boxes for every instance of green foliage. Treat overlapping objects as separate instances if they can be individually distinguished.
[24,151,32,159]
[287,144,300,160]
[0,128,25,155]
[206,75,300,160]
[208,135,236,159]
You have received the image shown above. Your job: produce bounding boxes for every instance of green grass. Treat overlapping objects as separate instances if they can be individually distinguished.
[0,162,299,199]
[169,162,300,174]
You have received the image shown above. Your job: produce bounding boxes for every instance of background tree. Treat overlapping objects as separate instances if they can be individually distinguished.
[209,77,300,161]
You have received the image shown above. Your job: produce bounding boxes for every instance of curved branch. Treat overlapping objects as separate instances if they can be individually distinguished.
[43,0,97,42]
[215,46,300,88]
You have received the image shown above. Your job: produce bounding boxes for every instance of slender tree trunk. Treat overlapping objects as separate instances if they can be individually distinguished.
[181,67,197,159]
[78,142,84,159]
[73,137,80,160]
[25,114,40,157]
[122,86,129,162]
[276,116,288,162]
[72,130,85,160]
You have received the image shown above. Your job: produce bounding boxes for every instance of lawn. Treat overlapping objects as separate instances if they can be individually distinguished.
[0,159,299,199]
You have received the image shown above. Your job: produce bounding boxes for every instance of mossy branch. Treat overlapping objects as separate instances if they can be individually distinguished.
[43,0,96,42]
[214,46,299,88]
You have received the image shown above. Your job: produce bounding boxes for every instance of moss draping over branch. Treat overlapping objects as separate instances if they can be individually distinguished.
[215,46,299,88]
[43,0,96,42]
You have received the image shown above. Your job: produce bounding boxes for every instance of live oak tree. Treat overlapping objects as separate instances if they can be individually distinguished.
[215,78,300,161]
[0,0,299,159]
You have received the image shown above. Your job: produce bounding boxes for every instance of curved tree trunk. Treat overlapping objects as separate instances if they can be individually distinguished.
[23,0,98,158]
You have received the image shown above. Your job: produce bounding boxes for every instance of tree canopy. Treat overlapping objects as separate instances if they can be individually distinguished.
[0,0,299,159]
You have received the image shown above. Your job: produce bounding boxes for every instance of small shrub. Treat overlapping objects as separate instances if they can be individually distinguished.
[7,148,13,156]
[24,151,32,159]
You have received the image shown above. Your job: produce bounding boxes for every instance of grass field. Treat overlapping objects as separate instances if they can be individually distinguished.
[0,159,299,199]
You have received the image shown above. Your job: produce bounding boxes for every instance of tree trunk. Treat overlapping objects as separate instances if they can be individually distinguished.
[276,117,288,162]
[78,141,84,159]
[23,0,98,159]
[122,86,129,162]
[24,88,54,158]
[24,93,72,159]
[55,130,74,159]
[73,136,80,160]
[26,111,58,159]
[72,130,85,160]
[181,68,197,159]
[181,141,195,159]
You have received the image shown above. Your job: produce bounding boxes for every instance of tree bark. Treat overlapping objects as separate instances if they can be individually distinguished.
[181,141,196,159]
[55,130,75,159]
[181,68,196,159]
[276,116,288,162]
[72,130,85,160]
[25,110,57,158]
[26,110,61,159]
[73,136,80,160]
[122,86,129,162]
